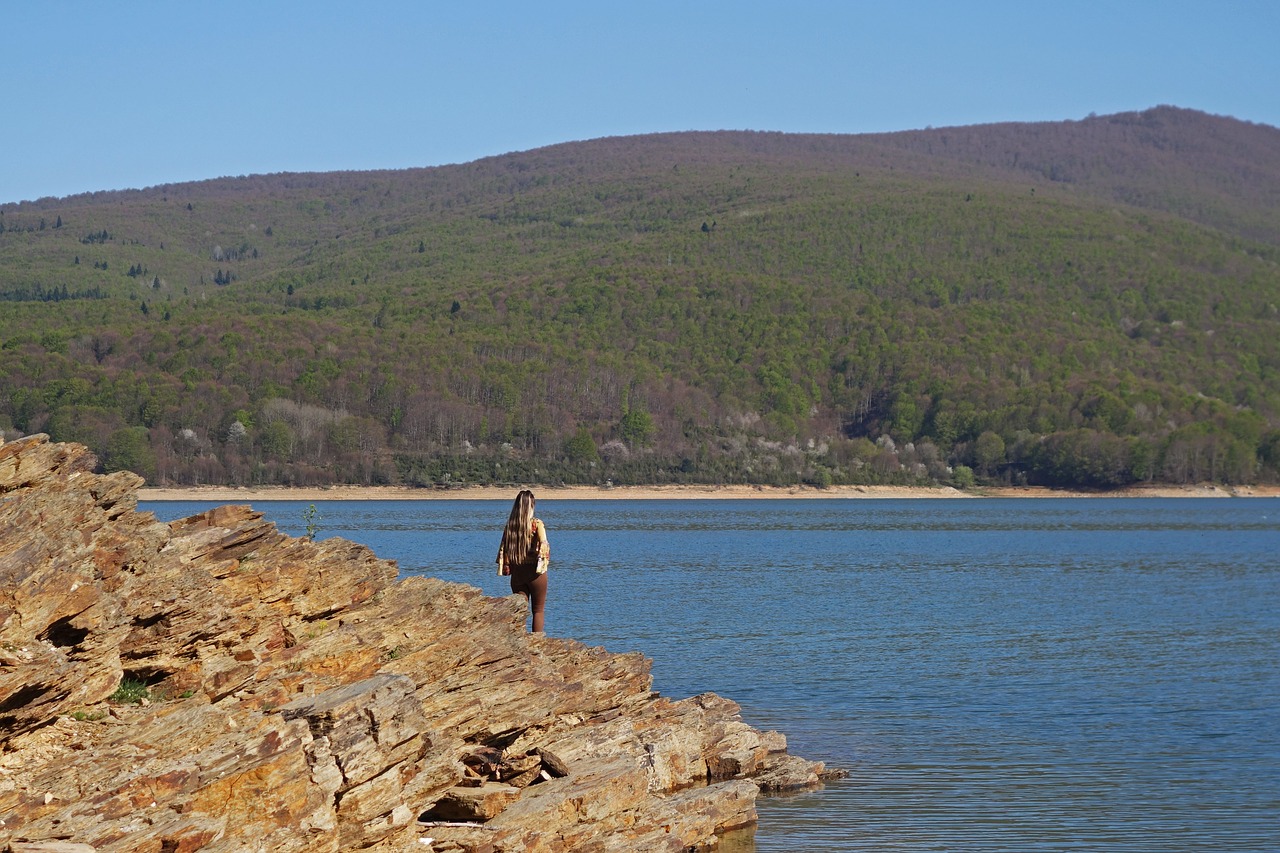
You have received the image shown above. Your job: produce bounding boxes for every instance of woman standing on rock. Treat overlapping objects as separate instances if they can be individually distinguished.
[496,489,550,632]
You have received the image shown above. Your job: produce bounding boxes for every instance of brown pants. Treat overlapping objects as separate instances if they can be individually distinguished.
[509,565,548,632]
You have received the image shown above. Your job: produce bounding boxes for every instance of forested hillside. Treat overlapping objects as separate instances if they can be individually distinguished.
[2,106,1278,489]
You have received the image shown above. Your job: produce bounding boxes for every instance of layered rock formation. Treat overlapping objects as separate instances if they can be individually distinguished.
[0,436,833,852]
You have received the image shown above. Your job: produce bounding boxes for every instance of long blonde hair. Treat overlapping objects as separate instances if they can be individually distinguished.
[500,489,538,567]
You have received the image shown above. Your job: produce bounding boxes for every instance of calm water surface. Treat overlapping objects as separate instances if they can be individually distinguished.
[143,498,1280,852]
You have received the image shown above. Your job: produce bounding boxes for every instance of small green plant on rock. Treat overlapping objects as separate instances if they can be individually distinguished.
[109,678,151,705]
[302,619,331,641]
[303,504,322,541]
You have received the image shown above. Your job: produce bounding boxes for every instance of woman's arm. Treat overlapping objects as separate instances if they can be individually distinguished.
[533,519,550,574]
[534,519,549,558]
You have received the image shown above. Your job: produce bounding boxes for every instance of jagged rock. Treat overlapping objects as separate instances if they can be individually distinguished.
[532,747,570,779]
[424,782,522,821]
[0,436,832,852]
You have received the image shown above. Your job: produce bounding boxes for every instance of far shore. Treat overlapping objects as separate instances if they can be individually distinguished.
[135,482,1280,502]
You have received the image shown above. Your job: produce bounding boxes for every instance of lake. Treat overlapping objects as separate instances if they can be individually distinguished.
[142,497,1280,852]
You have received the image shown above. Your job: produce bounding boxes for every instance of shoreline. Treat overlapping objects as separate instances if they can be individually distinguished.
[135,482,1280,502]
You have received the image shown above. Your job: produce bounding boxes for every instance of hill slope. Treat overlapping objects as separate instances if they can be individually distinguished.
[863,106,1280,246]
[1,107,1278,488]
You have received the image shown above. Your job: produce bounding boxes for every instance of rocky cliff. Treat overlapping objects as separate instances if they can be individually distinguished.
[0,435,832,852]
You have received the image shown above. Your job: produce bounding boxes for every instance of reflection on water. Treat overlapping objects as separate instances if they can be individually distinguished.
[144,498,1280,852]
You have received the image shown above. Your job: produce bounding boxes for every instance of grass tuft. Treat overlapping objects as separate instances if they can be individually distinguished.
[109,677,151,705]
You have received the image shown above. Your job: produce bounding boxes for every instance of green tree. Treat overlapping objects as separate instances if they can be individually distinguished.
[103,426,156,480]
[620,409,655,447]
[260,420,296,460]
[1259,430,1280,477]
[1031,429,1132,487]
[565,427,600,463]
[973,430,1006,476]
[889,394,925,442]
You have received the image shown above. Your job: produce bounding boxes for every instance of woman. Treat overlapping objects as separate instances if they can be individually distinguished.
[496,489,550,632]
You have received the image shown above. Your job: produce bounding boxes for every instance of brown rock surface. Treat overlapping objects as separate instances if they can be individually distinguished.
[0,435,835,852]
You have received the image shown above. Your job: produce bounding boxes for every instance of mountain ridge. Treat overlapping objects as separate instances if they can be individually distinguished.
[10,106,1278,243]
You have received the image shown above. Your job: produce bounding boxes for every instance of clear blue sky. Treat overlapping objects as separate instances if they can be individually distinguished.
[4,1,1277,204]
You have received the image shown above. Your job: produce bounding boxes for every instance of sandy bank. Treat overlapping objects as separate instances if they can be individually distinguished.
[136,482,1280,502]
[137,484,966,501]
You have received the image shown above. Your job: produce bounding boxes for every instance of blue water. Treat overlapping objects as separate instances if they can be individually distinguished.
[142,498,1280,852]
